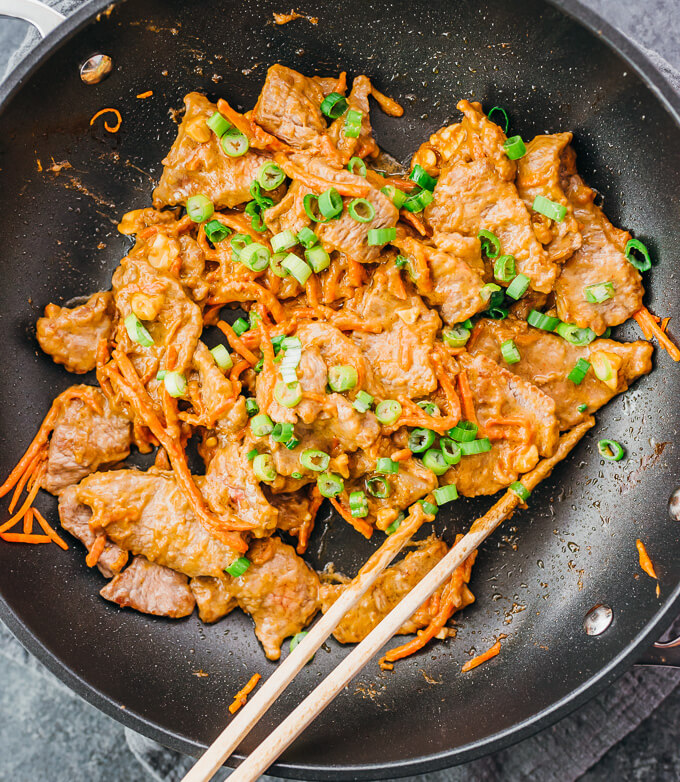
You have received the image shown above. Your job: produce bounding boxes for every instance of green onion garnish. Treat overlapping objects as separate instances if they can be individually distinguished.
[502,135,527,160]
[480,282,502,302]
[597,439,625,461]
[488,105,509,134]
[282,253,312,285]
[380,185,408,209]
[257,161,285,191]
[365,475,390,498]
[271,229,298,254]
[403,188,433,213]
[245,398,259,416]
[624,238,652,272]
[225,556,251,577]
[417,400,440,416]
[272,422,295,443]
[320,92,348,119]
[156,370,167,381]
[347,156,367,177]
[385,514,404,535]
[555,322,597,346]
[440,438,462,465]
[494,254,516,283]
[577,403,588,413]
[442,325,471,348]
[376,457,399,475]
[591,352,617,384]
[501,339,521,364]
[253,453,277,482]
[367,227,397,246]
[433,484,458,504]
[348,198,375,223]
[164,371,187,398]
[305,246,330,273]
[419,499,439,517]
[318,187,343,219]
[459,438,492,455]
[124,313,154,347]
[291,471,303,479]
[478,229,501,260]
[186,194,214,223]
[250,413,274,437]
[221,128,249,157]
[328,365,358,392]
[289,631,313,660]
[210,344,233,370]
[408,428,435,453]
[254,357,264,373]
[506,273,530,300]
[584,281,615,304]
[204,219,231,244]
[448,421,478,442]
[375,399,402,425]
[394,255,408,269]
[527,310,560,332]
[232,317,249,336]
[269,252,289,278]
[423,448,449,475]
[274,379,302,408]
[344,109,363,138]
[239,243,271,272]
[509,481,530,501]
[207,111,231,137]
[532,195,566,223]
[318,472,344,498]
[246,448,258,461]
[303,194,324,223]
[353,390,374,413]
[230,233,253,260]
[301,449,330,472]
[409,164,438,192]
[297,226,318,248]
[349,490,369,518]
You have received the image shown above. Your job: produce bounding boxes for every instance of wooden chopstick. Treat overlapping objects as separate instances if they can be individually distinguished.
[184,418,594,782]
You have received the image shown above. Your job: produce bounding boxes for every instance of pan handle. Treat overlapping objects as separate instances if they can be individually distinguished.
[636,635,680,667]
[0,0,65,37]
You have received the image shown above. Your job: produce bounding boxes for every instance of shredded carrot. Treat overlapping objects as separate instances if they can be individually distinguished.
[22,508,34,534]
[0,462,45,534]
[400,210,430,236]
[661,317,671,333]
[217,98,287,152]
[634,307,680,361]
[33,508,68,551]
[432,356,462,424]
[458,369,477,425]
[390,448,412,462]
[9,450,43,513]
[89,108,122,133]
[306,273,322,308]
[636,538,658,580]
[330,497,373,539]
[369,82,404,117]
[348,259,365,288]
[230,359,250,385]
[216,321,259,365]
[229,673,261,714]
[274,153,369,198]
[136,90,153,99]
[485,418,534,445]
[220,281,286,323]
[297,486,322,554]
[0,533,52,544]
[461,640,502,672]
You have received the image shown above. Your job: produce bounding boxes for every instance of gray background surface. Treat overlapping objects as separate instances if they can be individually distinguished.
[1,1,680,780]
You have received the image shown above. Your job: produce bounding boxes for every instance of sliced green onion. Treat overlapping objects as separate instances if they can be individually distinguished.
[494,254,516,283]
[569,359,591,386]
[328,365,358,392]
[462,319,473,329]
[257,161,285,191]
[375,399,402,425]
[353,390,374,413]
[440,437,462,465]
[303,194,324,223]
[248,180,273,210]
[297,226,318,248]
[584,281,615,304]
[250,413,274,437]
[556,322,597,346]
[488,105,509,134]
[409,164,438,191]
[527,310,560,332]
[419,499,439,516]
[271,229,297,254]
[347,157,367,177]
[459,438,492,455]
[385,514,404,535]
[506,273,530,300]
[380,185,408,209]
[239,243,270,272]
[394,254,408,269]
[433,484,458,504]
[245,398,259,417]
[186,194,214,223]
[282,253,312,285]
[448,421,478,442]
[422,448,449,475]
[598,439,625,461]
[244,200,267,233]
[344,109,363,138]
[577,403,588,413]
[532,194,566,223]
[624,238,652,272]
[271,335,285,354]
[254,357,264,373]
[510,481,530,501]
[403,188,433,213]
[376,457,399,475]
[501,339,521,364]
[289,631,313,661]
[348,198,375,223]
[408,428,435,454]
[210,344,233,370]
[478,229,501,260]
[221,128,249,157]
[442,325,471,348]
[225,556,250,577]
[156,370,167,381]
[246,448,258,461]
[204,219,231,244]
[124,313,154,347]
[284,436,300,450]
[207,111,231,137]
[591,352,617,384]
[232,317,249,336]
[503,135,527,160]
[349,490,369,518]
[305,246,330,272]
[274,380,302,408]
[301,449,330,472]
[253,453,277,482]
[164,371,187,398]
[318,472,344,497]
[480,282,502,302]
[318,187,343,219]
[417,401,440,416]
[367,227,396,246]
[365,475,390,498]
[320,92,348,119]
[249,306,261,326]
[291,471,303,479]
[270,252,290,278]
[230,233,253,259]
[272,422,295,443]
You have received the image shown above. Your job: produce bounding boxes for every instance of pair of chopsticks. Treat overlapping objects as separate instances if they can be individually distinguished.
[183,418,594,782]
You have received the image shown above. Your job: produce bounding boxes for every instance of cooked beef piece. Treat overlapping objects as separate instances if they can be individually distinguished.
[190,537,320,660]
[58,485,128,578]
[443,353,560,496]
[328,75,377,161]
[153,92,268,209]
[44,387,131,495]
[468,317,654,429]
[73,469,242,577]
[394,232,487,325]
[554,147,644,334]
[264,180,311,236]
[252,65,330,149]
[191,341,234,426]
[100,555,196,618]
[320,537,475,643]
[426,159,558,294]
[36,292,115,374]
[515,133,582,264]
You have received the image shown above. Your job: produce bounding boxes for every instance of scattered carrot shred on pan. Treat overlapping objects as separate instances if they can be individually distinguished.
[461,640,502,673]
[229,673,261,714]
[90,108,122,133]
[636,538,658,581]
[634,307,680,362]
[136,90,153,99]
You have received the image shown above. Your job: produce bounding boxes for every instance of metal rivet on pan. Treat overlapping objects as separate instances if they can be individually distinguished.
[583,604,613,636]
[80,54,113,85]
[668,488,680,521]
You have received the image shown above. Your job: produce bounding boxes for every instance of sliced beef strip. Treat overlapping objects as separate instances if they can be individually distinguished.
[515,133,582,264]
[190,576,238,623]
[191,341,235,426]
[320,538,475,644]
[263,180,311,236]
[44,388,132,495]
[73,469,242,578]
[444,353,560,496]
[554,147,644,334]
[426,159,558,294]
[58,485,128,578]
[264,489,312,535]
[36,291,115,374]
[100,555,196,618]
[153,92,268,209]
[468,317,654,429]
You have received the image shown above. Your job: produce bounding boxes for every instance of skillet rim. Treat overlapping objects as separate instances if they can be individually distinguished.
[0,0,679,776]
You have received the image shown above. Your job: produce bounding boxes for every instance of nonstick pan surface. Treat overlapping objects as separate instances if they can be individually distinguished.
[0,0,679,777]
